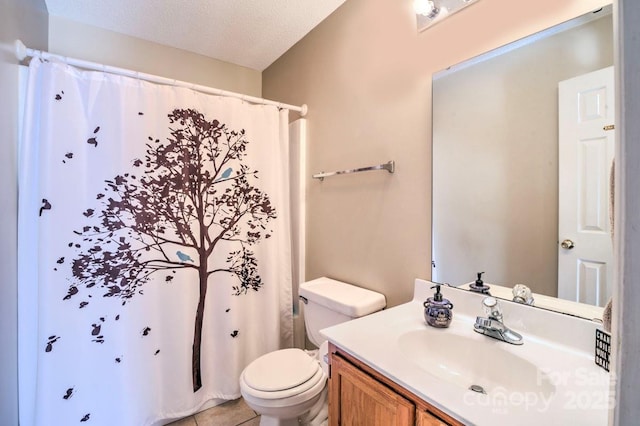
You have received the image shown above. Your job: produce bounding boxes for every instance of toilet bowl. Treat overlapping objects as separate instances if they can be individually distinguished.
[240,342,329,426]
[239,277,386,426]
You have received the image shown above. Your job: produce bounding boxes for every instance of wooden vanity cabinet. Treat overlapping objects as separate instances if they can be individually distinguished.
[328,343,463,426]
[329,351,414,425]
[415,409,452,426]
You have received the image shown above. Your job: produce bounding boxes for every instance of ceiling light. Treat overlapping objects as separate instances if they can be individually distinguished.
[415,0,480,31]
[413,0,438,18]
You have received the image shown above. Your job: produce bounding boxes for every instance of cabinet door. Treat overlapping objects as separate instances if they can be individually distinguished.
[416,408,450,426]
[329,354,415,425]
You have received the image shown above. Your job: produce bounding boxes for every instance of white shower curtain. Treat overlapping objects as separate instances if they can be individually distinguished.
[18,58,293,426]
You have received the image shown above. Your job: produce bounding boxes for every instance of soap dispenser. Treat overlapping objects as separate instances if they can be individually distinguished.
[469,271,491,295]
[423,284,454,328]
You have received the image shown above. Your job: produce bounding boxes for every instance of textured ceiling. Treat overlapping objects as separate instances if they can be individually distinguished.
[44,0,347,71]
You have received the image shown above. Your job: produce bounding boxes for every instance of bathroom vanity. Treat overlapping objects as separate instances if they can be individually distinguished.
[322,279,612,425]
[329,343,461,425]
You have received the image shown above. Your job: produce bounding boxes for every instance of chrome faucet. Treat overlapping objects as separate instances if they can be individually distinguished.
[473,297,523,345]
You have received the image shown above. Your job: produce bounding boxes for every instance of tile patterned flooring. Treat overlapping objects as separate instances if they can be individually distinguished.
[167,398,260,426]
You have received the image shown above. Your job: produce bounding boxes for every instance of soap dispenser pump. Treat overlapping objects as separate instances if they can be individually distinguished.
[423,284,454,328]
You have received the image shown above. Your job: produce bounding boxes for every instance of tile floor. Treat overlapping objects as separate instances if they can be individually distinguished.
[167,398,260,426]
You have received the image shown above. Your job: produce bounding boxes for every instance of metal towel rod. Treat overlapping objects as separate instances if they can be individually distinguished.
[312,160,395,181]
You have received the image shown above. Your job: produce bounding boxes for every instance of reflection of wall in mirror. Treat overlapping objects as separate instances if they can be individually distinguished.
[432,14,613,298]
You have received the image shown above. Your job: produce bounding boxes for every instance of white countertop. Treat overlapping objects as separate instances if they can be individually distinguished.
[321,279,612,426]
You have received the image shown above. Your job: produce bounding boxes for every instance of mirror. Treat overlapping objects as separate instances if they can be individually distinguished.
[431,6,613,318]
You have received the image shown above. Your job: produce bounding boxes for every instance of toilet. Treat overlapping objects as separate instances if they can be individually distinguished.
[239,277,386,426]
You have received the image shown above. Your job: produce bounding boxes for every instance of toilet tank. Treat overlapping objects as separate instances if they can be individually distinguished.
[299,277,386,347]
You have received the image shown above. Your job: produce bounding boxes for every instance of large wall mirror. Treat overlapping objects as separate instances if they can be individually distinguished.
[432,6,613,316]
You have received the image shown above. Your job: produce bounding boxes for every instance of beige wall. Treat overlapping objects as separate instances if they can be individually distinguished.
[48,15,262,96]
[263,0,610,308]
[433,15,613,297]
[0,0,48,422]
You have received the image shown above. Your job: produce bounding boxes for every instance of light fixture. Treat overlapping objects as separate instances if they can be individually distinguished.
[414,0,480,31]
[413,0,438,18]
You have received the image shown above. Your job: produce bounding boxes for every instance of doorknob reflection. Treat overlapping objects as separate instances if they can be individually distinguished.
[560,239,575,250]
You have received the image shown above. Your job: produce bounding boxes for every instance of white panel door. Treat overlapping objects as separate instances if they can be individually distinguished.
[558,66,614,306]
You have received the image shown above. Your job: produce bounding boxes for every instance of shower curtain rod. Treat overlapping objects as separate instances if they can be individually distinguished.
[14,39,308,117]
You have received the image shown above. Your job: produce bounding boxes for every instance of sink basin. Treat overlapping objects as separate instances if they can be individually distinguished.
[398,329,556,397]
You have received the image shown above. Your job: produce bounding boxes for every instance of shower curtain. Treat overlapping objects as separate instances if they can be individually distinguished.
[18,58,293,426]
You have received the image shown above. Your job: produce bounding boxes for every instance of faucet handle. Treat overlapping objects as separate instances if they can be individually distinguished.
[481,296,502,320]
[482,296,497,308]
[512,284,534,305]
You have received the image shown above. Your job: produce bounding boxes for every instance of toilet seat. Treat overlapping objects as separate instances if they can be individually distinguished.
[244,348,319,392]
[241,366,325,403]
[241,349,326,401]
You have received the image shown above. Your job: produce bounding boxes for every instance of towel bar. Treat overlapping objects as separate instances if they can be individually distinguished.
[312,160,395,181]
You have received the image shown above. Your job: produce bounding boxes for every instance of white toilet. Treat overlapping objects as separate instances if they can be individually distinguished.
[239,277,386,426]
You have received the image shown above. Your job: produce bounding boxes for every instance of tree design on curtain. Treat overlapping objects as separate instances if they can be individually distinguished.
[65,108,277,392]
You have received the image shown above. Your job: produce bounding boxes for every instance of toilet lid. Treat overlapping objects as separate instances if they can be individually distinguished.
[244,348,320,392]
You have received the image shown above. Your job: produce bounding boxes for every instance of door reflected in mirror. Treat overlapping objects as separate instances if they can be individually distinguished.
[431,6,613,314]
[557,67,614,307]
